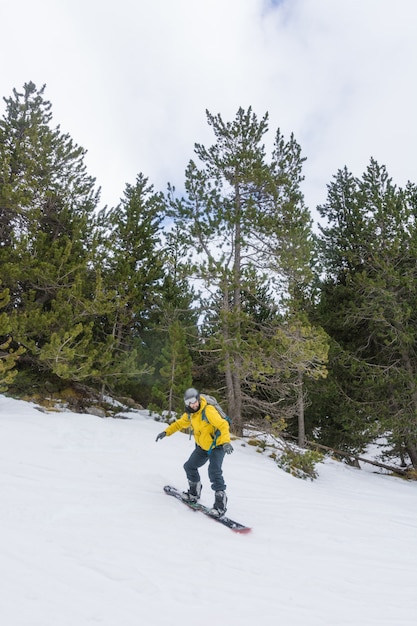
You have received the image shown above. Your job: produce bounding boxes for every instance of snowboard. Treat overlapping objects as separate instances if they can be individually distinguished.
[163,485,251,534]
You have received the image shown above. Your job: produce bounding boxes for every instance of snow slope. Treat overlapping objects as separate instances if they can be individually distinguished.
[0,395,416,626]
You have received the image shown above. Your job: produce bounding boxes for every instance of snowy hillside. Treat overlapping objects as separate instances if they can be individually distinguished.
[0,394,416,626]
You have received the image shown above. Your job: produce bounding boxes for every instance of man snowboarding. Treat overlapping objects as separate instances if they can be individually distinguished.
[156,388,233,517]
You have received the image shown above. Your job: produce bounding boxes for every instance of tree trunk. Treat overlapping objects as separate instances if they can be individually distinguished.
[223,341,243,435]
[306,440,410,476]
[222,284,241,433]
[405,440,417,469]
[297,369,305,447]
[231,182,243,435]
[231,365,243,436]
[401,349,417,469]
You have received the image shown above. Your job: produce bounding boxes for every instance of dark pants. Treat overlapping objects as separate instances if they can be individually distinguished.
[183,445,226,492]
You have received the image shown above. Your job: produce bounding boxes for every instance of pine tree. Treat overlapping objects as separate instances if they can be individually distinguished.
[316,159,417,467]
[94,174,168,396]
[151,320,193,418]
[0,82,102,385]
[169,107,315,434]
[273,316,329,446]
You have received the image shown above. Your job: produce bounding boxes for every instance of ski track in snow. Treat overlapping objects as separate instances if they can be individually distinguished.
[0,395,416,626]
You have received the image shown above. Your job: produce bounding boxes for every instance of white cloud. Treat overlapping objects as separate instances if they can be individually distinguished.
[1,0,417,218]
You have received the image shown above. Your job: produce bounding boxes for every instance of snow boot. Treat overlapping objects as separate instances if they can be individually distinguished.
[182,481,202,503]
[210,490,227,517]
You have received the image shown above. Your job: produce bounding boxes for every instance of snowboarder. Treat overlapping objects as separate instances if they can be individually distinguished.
[156,388,233,517]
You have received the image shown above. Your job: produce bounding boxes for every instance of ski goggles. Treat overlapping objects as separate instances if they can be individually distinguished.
[184,396,199,407]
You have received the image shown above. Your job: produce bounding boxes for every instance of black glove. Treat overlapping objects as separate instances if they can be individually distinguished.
[156,431,167,442]
[223,443,233,454]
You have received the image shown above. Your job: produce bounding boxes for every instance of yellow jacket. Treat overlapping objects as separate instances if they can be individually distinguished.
[165,396,230,452]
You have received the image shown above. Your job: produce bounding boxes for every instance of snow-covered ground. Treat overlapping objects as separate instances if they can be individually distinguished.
[0,394,416,626]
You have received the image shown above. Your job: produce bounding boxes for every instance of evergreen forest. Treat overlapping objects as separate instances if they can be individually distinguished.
[2,82,417,473]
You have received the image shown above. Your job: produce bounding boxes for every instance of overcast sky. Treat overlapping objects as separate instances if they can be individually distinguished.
[2,0,417,223]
